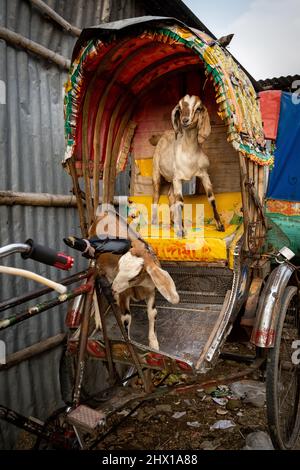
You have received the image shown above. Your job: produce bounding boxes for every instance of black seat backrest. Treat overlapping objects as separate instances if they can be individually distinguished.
[64,236,131,258]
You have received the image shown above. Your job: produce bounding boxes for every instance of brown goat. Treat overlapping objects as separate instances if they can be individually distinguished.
[89,211,179,350]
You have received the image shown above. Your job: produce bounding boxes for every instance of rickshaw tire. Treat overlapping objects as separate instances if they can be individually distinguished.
[59,345,111,407]
[266,285,300,450]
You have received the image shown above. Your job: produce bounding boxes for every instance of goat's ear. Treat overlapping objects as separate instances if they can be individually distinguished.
[145,265,180,305]
[88,217,99,237]
[171,104,182,138]
[198,105,211,144]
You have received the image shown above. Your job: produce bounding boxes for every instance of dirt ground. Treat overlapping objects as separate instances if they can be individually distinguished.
[15,343,300,451]
[15,353,267,450]
[95,357,268,451]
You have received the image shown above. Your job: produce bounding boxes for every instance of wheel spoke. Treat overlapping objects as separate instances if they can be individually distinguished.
[279,373,296,413]
[267,287,300,449]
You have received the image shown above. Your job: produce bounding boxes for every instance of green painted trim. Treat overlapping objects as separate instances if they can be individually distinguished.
[266,212,300,255]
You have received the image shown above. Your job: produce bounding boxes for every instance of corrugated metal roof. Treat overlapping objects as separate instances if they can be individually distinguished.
[108,0,215,37]
[139,0,216,37]
[258,74,300,92]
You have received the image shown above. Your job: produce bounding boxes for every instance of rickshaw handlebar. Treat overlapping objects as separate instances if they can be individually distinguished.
[0,243,30,258]
[0,241,76,295]
[0,240,74,271]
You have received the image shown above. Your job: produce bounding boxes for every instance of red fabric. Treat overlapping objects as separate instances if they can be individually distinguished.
[259,90,282,140]
[73,37,194,173]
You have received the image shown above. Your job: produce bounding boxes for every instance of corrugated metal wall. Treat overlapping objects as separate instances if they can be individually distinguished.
[109,0,145,20]
[0,0,144,449]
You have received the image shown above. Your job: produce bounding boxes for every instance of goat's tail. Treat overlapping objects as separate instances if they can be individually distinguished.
[146,265,180,304]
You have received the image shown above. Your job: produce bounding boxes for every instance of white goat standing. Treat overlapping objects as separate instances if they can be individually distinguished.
[152,95,225,235]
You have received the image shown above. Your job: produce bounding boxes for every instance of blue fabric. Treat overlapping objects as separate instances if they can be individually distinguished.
[267,92,300,202]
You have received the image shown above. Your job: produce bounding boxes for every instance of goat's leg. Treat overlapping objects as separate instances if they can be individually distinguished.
[152,173,161,225]
[147,292,159,350]
[168,183,175,225]
[173,178,185,238]
[199,170,225,232]
[118,293,132,339]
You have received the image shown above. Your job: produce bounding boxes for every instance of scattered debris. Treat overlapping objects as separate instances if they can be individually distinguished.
[226,399,242,411]
[230,380,266,408]
[210,420,236,430]
[63,355,273,451]
[204,386,218,395]
[137,409,149,422]
[117,409,131,417]
[218,385,230,393]
[196,389,206,400]
[184,399,194,407]
[155,404,172,414]
[208,385,231,398]
[212,397,228,406]
[243,432,274,450]
[180,374,189,383]
[200,440,221,450]
[165,374,181,386]
[172,411,187,420]
[187,421,201,428]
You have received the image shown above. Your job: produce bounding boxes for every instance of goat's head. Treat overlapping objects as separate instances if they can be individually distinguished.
[171,94,211,143]
[112,252,145,295]
[88,210,131,240]
[112,241,180,305]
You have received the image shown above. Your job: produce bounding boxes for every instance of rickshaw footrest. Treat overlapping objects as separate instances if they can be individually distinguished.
[67,405,106,432]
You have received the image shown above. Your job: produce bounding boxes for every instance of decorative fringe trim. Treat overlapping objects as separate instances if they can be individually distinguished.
[64,23,273,171]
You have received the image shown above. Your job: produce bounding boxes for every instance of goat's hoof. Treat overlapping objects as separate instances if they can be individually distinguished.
[149,338,159,350]
[217,224,225,232]
[176,228,186,238]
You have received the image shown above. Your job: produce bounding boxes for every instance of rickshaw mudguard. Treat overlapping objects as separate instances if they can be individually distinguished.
[251,262,296,348]
[196,238,246,370]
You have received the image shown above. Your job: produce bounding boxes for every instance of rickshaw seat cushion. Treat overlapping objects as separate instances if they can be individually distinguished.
[127,193,243,264]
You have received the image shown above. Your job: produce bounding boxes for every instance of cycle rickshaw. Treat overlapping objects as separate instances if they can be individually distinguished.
[0,16,299,450]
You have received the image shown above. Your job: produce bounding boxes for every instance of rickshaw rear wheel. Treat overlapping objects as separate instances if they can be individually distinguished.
[59,346,115,407]
[266,286,300,450]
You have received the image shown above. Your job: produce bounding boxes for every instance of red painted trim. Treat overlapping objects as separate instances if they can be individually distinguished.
[252,328,275,347]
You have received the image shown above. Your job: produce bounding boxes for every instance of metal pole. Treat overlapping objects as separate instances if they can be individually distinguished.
[28,0,81,37]
[0,26,71,70]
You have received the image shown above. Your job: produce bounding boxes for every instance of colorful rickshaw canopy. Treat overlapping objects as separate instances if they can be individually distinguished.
[63,16,273,179]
